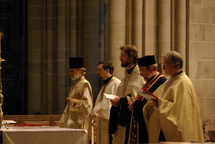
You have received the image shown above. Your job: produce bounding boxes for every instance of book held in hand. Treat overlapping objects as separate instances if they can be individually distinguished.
[103,93,119,100]
[137,88,158,100]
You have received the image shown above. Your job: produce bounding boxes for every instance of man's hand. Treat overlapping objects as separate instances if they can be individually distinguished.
[111,97,120,107]
[128,99,135,111]
[151,99,158,108]
[66,97,72,104]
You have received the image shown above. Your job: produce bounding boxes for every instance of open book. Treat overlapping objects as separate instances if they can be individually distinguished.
[103,93,119,100]
[137,88,158,100]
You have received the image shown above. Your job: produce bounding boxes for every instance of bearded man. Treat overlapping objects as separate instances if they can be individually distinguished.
[60,57,93,143]
[152,51,204,142]
[130,55,167,143]
[110,45,144,144]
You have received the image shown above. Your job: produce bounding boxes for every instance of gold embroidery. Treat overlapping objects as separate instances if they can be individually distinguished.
[73,92,82,99]
[99,77,116,102]
[98,109,103,115]
[69,99,80,112]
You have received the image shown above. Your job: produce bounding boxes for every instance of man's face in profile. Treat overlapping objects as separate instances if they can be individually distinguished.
[69,68,81,81]
[97,64,108,80]
[139,66,151,81]
[120,49,132,67]
[162,57,174,77]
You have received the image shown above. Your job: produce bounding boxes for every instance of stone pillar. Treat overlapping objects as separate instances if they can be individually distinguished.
[104,0,109,60]
[99,0,105,61]
[143,0,158,56]
[68,0,77,56]
[171,0,175,51]
[76,1,84,56]
[83,0,100,104]
[28,0,43,114]
[65,0,77,112]
[56,0,67,114]
[158,0,171,62]
[126,0,132,44]
[176,0,186,72]
[108,0,126,80]
[133,0,142,56]
[45,0,56,114]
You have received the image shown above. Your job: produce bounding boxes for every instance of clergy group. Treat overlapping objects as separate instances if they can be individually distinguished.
[59,44,204,144]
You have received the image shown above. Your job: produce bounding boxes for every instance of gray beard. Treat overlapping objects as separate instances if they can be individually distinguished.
[71,73,80,81]
[71,77,78,81]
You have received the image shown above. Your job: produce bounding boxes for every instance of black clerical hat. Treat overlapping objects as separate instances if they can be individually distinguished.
[137,55,156,67]
[69,57,85,68]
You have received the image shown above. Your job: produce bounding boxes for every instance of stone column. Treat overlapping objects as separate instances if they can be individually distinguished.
[143,0,157,56]
[45,0,56,114]
[158,0,171,62]
[99,0,105,61]
[126,0,132,44]
[56,0,67,114]
[104,0,109,60]
[176,0,186,72]
[68,0,77,56]
[28,0,43,114]
[83,0,100,104]
[65,0,77,112]
[171,0,175,51]
[108,0,126,80]
[77,1,84,56]
[133,0,142,56]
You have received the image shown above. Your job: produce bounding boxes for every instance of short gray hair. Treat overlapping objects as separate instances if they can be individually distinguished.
[162,51,183,68]
[78,68,86,75]
[145,63,158,71]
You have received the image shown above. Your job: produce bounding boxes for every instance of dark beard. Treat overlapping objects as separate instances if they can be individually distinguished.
[121,61,130,67]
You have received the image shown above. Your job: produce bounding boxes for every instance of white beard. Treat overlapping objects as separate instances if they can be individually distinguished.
[71,72,80,81]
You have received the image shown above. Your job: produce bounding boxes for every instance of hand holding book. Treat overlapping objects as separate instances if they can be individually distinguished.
[103,93,119,100]
[137,88,158,100]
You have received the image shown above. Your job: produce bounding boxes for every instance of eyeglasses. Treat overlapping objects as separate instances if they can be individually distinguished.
[97,68,104,72]
[162,63,175,68]
[119,54,126,58]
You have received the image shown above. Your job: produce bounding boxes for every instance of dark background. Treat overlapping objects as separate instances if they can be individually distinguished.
[0,0,27,115]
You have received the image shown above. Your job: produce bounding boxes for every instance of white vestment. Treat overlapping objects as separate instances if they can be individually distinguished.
[158,72,204,142]
[60,76,93,142]
[144,83,166,143]
[91,76,121,144]
[112,65,145,144]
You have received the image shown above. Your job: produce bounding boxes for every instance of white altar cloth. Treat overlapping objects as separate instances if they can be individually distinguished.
[1,126,87,144]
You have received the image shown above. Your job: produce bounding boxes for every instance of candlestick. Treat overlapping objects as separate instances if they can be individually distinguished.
[0,36,1,52]
[0,34,4,129]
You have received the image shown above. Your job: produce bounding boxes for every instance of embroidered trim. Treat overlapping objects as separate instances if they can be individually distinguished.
[99,76,116,102]
[64,76,93,127]
[69,99,80,112]
[145,72,163,90]
[128,111,133,144]
[81,100,89,116]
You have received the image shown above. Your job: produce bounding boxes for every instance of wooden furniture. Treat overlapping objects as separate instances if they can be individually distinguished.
[3,115,61,126]
[2,115,94,144]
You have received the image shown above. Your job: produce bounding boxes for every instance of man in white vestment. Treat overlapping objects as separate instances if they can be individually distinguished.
[110,45,144,144]
[90,61,121,144]
[151,51,204,142]
[60,57,93,143]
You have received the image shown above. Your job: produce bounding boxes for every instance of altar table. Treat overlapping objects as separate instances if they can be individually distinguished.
[1,126,87,144]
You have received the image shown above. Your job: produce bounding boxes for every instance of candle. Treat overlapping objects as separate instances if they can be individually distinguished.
[0,36,1,52]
